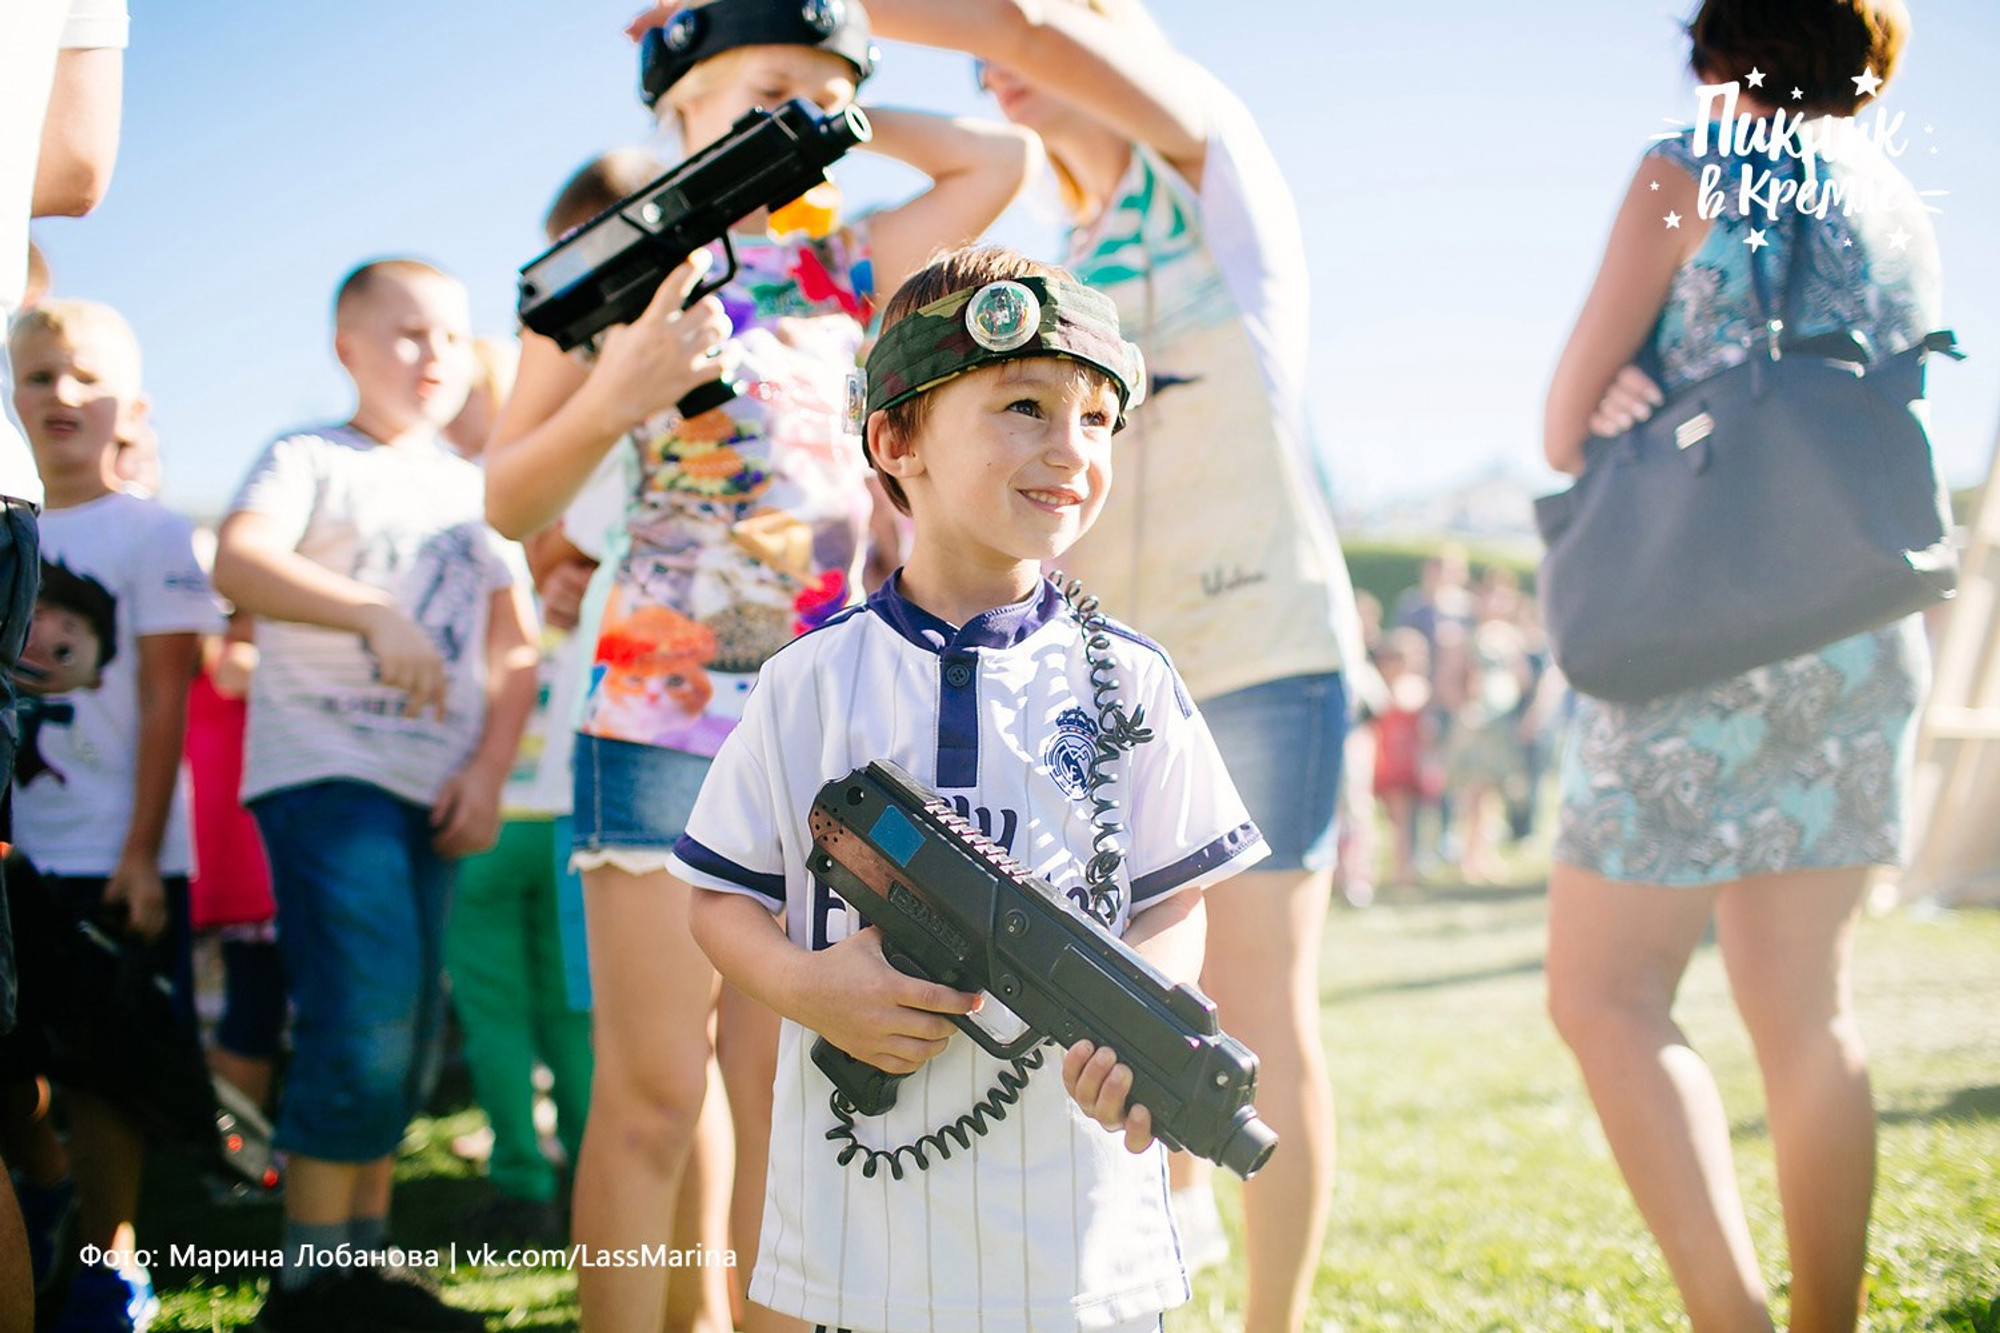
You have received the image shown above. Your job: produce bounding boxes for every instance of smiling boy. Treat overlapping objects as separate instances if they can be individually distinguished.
[676,246,1267,1333]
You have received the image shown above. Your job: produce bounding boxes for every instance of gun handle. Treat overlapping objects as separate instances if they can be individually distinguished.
[675,378,739,421]
[809,1036,906,1116]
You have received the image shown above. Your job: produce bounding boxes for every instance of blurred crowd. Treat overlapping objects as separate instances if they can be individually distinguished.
[1338,544,1568,905]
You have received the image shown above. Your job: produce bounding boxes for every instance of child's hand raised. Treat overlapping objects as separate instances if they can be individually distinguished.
[1063,1040,1157,1155]
[581,252,733,434]
[797,925,983,1075]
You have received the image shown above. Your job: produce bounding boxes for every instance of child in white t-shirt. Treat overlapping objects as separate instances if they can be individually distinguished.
[213,259,536,1333]
[7,297,220,1328]
[675,246,1267,1333]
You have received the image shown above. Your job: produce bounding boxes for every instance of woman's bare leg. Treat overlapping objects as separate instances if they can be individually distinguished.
[1716,869,1874,1333]
[1201,867,1335,1333]
[1545,863,1772,1332]
[573,867,723,1333]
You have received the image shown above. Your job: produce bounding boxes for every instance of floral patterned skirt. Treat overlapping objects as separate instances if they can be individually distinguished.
[1554,619,1928,886]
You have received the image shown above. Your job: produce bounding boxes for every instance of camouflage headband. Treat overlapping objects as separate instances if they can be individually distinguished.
[863,276,1147,427]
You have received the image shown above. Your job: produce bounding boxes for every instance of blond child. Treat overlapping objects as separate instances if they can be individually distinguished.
[213,259,538,1333]
[7,298,220,1330]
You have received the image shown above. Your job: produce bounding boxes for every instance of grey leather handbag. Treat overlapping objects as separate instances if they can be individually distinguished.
[1535,228,1961,705]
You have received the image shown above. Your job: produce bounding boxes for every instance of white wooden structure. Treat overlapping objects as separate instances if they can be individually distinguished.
[1898,428,2000,908]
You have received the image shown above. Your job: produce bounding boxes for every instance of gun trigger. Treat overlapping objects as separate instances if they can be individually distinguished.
[883,948,929,982]
[686,235,740,309]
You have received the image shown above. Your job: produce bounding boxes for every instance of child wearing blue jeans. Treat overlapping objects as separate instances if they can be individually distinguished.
[213,259,539,1333]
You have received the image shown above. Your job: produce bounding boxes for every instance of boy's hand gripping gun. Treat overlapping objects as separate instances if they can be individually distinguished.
[515,97,870,418]
[806,760,1279,1179]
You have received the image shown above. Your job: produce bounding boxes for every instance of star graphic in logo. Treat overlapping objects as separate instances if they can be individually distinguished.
[1664,212,1682,229]
[1853,67,1884,98]
[1887,227,1912,252]
[1744,229,1769,252]
[1745,67,1766,89]
[1649,179,1660,191]
[1791,87,1805,101]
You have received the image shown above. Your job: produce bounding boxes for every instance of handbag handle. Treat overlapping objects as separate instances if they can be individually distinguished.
[1744,178,1963,416]
[1743,156,1813,364]
[1745,150,1958,371]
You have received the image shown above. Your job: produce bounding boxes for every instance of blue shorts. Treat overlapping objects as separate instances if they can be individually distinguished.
[251,780,452,1162]
[570,733,712,854]
[1200,672,1349,873]
[564,736,713,1012]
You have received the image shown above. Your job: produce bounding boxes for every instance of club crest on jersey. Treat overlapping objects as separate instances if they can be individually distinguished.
[1044,706,1099,800]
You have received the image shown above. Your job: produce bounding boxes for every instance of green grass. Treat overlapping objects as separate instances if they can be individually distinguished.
[136,889,2000,1332]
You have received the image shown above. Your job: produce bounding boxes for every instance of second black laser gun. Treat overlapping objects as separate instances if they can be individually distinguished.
[515,97,870,419]
[805,760,1278,1180]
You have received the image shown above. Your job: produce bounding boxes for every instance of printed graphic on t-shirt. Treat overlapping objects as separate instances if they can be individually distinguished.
[12,491,221,877]
[12,558,115,787]
[1058,121,1353,702]
[577,232,873,755]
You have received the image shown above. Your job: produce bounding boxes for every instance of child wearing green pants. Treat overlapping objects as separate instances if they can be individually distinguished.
[444,627,593,1240]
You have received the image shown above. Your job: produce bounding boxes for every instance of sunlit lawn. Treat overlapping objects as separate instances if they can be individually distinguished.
[140,880,2000,1331]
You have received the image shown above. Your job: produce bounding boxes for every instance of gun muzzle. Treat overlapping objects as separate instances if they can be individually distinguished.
[1218,1108,1280,1179]
[819,104,872,158]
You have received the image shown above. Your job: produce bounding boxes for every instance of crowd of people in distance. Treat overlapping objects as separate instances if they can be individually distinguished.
[1339,547,1568,905]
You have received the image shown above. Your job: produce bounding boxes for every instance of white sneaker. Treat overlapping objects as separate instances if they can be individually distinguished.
[1171,1185,1230,1275]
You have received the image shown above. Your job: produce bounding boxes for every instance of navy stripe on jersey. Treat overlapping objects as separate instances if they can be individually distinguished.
[675,835,785,907]
[937,651,979,788]
[861,574,1072,790]
[1130,821,1263,903]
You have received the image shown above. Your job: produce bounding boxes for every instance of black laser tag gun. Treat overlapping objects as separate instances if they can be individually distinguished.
[805,760,1279,1179]
[515,97,871,418]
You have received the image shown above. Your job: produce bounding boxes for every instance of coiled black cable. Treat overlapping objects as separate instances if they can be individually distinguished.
[824,1047,1046,1180]
[1051,572,1155,927]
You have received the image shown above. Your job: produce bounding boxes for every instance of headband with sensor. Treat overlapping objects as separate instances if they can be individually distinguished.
[641,0,880,108]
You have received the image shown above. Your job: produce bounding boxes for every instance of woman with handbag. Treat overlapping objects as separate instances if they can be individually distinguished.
[1540,2,1937,1329]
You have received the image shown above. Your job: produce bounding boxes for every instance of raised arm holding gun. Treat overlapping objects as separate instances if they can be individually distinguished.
[482,7,1036,1327]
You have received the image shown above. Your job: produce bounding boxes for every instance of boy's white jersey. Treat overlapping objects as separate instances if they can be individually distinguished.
[671,574,1266,1333]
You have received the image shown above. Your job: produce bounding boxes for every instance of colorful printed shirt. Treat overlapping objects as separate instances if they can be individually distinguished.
[574,228,875,755]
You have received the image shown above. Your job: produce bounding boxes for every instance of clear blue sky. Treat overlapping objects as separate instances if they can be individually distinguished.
[29,0,2000,518]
